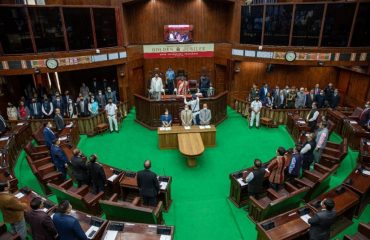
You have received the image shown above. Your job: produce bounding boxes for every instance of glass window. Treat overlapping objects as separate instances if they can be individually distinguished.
[93,8,117,48]
[351,3,370,47]
[0,7,33,54]
[240,6,263,45]
[63,8,94,50]
[29,7,65,52]
[264,5,293,46]
[322,3,355,47]
[292,4,324,46]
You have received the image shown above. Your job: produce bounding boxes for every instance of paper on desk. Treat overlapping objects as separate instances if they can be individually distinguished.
[85,226,99,239]
[103,230,118,240]
[160,235,172,240]
[184,126,191,130]
[159,127,165,131]
[362,170,370,176]
[160,182,168,190]
[300,214,311,224]
[14,192,24,199]
[66,123,73,128]
[367,142,370,146]
[0,137,10,141]
[205,125,211,129]
[107,174,118,182]
[165,127,171,131]
[199,126,205,129]
[237,178,248,187]
[42,208,48,213]
[58,136,68,141]
[350,121,358,124]
[297,121,306,124]
[16,122,25,126]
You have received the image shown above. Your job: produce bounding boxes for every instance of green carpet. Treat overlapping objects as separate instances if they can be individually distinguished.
[6,107,369,240]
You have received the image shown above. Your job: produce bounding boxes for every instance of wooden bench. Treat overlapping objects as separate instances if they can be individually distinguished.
[260,117,273,128]
[95,123,109,135]
[178,133,205,167]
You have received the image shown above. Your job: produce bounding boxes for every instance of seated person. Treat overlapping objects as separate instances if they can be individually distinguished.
[199,103,211,125]
[160,109,172,127]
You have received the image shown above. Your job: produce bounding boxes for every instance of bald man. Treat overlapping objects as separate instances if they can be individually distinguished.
[137,160,160,207]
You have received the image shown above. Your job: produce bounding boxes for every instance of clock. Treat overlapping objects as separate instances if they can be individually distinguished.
[45,58,58,69]
[285,51,296,62]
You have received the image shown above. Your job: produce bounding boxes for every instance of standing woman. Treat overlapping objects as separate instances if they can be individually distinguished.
[267,147,287,191]
[88,98,99,116]
[17,100,30,120]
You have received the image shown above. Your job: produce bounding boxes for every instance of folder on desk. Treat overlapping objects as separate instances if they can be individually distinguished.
[108,174,118,182]
[58,136,68,141]
[184,126,191,130]
[300,214,311,224]
[103,230,118,240]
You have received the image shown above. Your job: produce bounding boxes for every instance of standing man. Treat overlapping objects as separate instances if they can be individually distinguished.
[42,97,54,119]
[305,89,316,108]
[50,139,69,180]
[286,145,302,181]
[137,160,159,207]
[70,149,90,187]
[25,197,58,240]
[105,87,117,104]
[243,159,267,198]
[43,122,56,150]
[87,154,106,194]
[249,84,259,102]
[52,95,64,117]
[199,103,212,125]
[313,83,320,95]
[359,101,370,126]
[295,88,306,109]
[308,198,336,240]
[330,89,340,109]
[181,105,193,127]
[30,97,42,119]
[95,90,106,109]
[314,121,329,163]
[0,182,27,239]
[259,83,269,102]
[165,66,175,95]
[324,83,335,107]
[306,102,319,132]
[199,75,210,97]
[66,99,77,119]
[150,73,163,101]
[184,94,200,125]
[250,97,262,129]
[105,98,119,133]
[53,108,65,131]
[80,83,89,101]
[301,133,316,170]
[62,91,71,109]
[76,95,89,117]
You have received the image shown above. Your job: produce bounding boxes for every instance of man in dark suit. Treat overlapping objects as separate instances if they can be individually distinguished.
[259,83,269,102]
[29,97,42,119]
[76,96,89,117]
[53,108,65,131]
[43,122,56,150]
[62,90,71,108]
[137,160,159,207]
[25,197,58,240]
[52,95,65,116]
[95,90,106,109]
[70,149,90,187]
[330,89,341,109]
[315,90,326,108]
[87,154,106,194]
[105,87,117,104]
[52,200,88,240]
[305,89,315,108]
[308,198,336,240]
[0,113,7,134]
[50,139,69,180]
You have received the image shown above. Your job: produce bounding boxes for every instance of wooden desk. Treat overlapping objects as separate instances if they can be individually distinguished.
[14,188,56,214]
[157,125,216,149]
[256,205,314,240]
[135,92,227,130]
[342,119,370,150]
[308,186,359,237]
[359,138,370,167]
[33,122,80,147]
[119,172,172,212]
[342,166,370,217]
[101,221,175,240]
[326,109,347,135]
[178,133,205,167]
[0,168,18,193]
[286,114,310,142]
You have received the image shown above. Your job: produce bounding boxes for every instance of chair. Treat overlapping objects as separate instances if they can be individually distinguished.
[25,155,63,195]
[320,138,348,168]
[292,163,337,201]
[188,80,198,94]
[344,222,370,240]
[95,123,109,135]
[48,179,104,216]
[0,223,21,240]
[348,107,363,121]
[248,182,309,222]
[99,193,164,224]
[24,142,49,160]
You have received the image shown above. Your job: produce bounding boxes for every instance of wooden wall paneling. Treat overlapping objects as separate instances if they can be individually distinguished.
[343,71,370,107]
[229,0,240,43]
[116,63,128,105]
[126,45,144,105]
[45,0,111,5]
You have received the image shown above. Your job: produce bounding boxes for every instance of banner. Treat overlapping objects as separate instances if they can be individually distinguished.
[143,44,214,59]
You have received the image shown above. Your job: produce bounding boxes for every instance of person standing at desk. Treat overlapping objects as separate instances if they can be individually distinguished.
[43,122,56,150]
[184,94,200,125]
[286,145,302,181]
[137,160,159,207]
[54,108,65,131]
[199,103,211,125]
[243,159,266,198]
[70,149,90,187]
[360,101,370,126]
[160,109,172,127]
[25,197,58,240]
[51,139,69,180]
[87,154,106,194]
[308,198,336,240]
[307,102,319,132]
[314,121,329,163]
[52,200,88,240]
[181,105,193,127]
[266,147,287,191]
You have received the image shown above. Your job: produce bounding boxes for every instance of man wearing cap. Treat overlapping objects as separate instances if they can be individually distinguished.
[137,160,159,207]
[184,94,200,125]
[308,198,336,240]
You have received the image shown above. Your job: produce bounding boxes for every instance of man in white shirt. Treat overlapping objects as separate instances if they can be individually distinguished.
[250,97,262,129]
[184,95,200,125]
[306,102,319,132]
[150,73,163,101]
[105,98,118,133]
